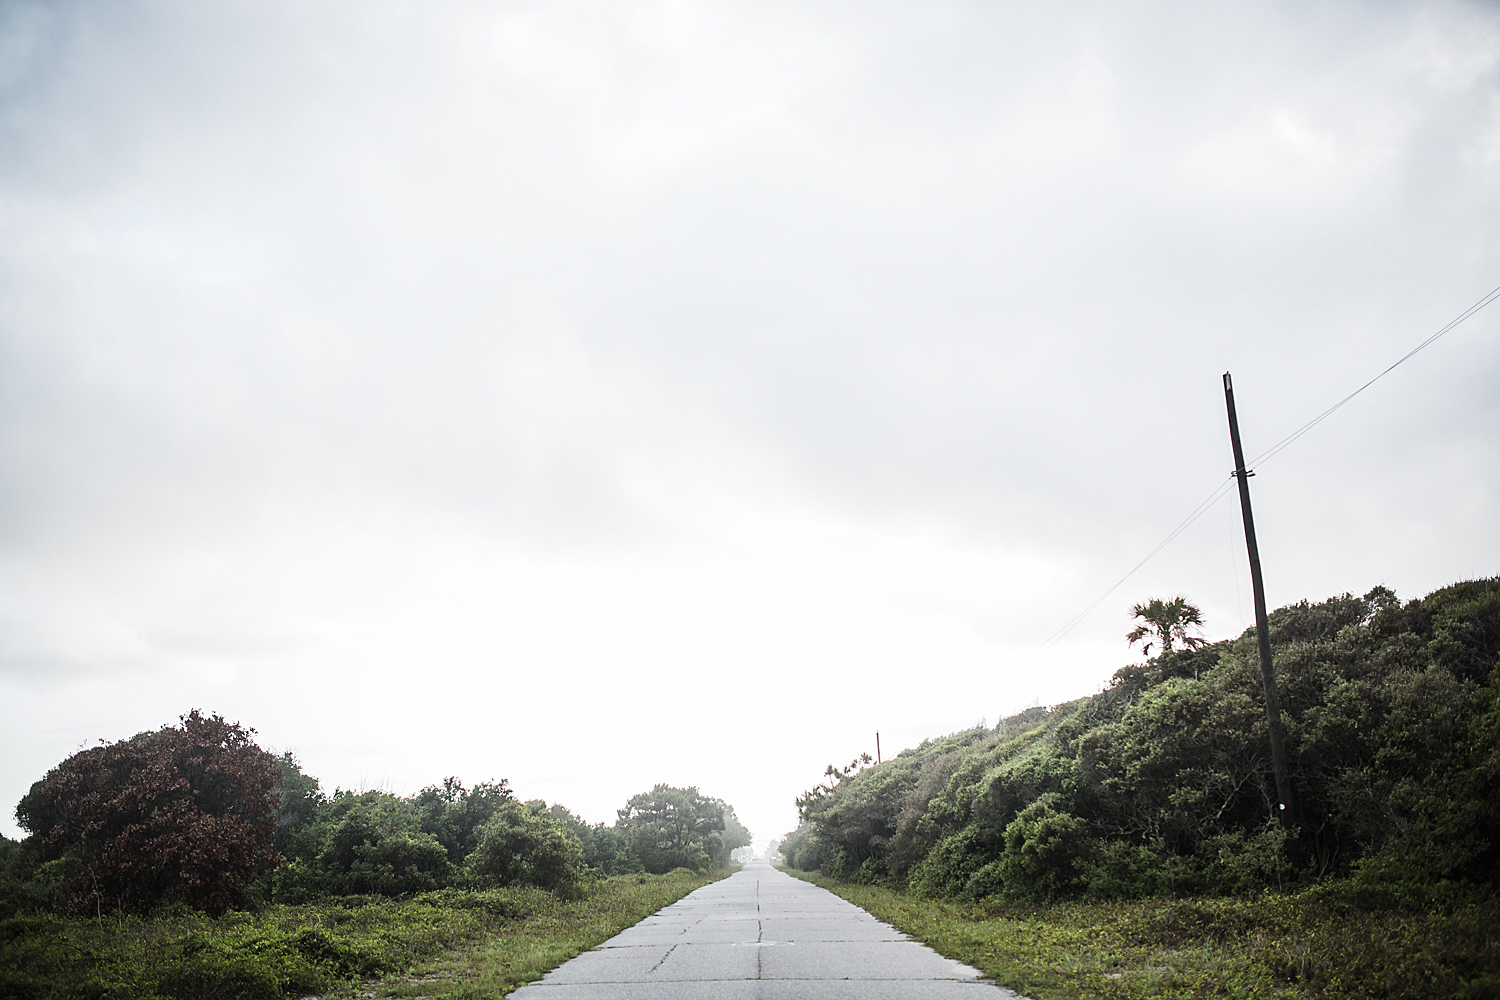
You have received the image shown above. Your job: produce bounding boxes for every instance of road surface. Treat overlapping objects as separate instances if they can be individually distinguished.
[508,860,1030,998]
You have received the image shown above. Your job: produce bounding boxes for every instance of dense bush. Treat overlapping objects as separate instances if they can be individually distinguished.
[309,791,453,896]
[413,777,516,865]
[995,794,1091,900]
[270,753,326,860]
[467,801,584,892]
[574,820,645,875]
[784,578,1500,904]
[14,711,280,915]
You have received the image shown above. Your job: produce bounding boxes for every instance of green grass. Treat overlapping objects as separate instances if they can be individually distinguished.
[785,870,1500,1000]
[0,869,733,1000]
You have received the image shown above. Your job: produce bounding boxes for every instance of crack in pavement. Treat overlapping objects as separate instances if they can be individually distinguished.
[646,943,677,975]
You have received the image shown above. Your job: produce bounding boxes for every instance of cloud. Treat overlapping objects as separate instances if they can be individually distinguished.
[1,0,1498,846]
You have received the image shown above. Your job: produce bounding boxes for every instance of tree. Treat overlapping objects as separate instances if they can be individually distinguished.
[716,804,753,867]
[15,710,280,915]
[412,777,513,865]
[796,759,909,878]
[776,822,825,872]
[577,821,640,875]
[616,785,726,873]
[1127,596,1208,659]
[272,752,327,860]
[794,754,873,819]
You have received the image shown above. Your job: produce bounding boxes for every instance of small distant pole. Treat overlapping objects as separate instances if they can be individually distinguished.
[1223,372,1294,826]
[875,732,882,765]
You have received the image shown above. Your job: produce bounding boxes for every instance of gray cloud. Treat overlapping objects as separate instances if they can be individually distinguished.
[1,0,1497,845]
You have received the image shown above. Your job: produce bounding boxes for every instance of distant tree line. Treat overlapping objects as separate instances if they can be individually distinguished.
[780,578,1500,902]
[0,715,750,917]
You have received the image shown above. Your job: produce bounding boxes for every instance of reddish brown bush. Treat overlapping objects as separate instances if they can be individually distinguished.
[16,710,281,915]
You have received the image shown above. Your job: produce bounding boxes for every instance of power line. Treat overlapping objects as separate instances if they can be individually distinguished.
[1038,280,1500,649]
[1040,476,1235,649]
[1249,282,1500,469]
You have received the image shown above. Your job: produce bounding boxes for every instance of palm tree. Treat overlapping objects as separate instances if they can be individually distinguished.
[1127,596,1207,658]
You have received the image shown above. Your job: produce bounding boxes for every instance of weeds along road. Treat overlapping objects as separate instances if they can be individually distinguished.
[508,859,1030,999]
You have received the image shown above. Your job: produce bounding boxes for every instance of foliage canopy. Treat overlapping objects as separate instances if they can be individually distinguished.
[15,710,280,916]
[6,722,749,920]
[784,579,1500,906]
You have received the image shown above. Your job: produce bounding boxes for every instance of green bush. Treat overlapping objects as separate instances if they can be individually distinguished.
[466,801,584,893]
[777,822,825,873]
[1078,840,1163,899]
[413,778,516,866]
[1200,826,1293,893]
[155,952,290,1000]
[310,791,453,896]
[962,861,1006,899]
[910,827,997,898]
[996,794,1091,900]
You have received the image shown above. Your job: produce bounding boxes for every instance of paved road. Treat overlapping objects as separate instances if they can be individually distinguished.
[508,860,1029,999]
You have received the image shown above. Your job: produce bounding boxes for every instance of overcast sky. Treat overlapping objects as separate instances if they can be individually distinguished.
[2,1,1498,850]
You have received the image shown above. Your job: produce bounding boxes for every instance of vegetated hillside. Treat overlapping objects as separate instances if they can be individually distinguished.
[780,578,1500,902]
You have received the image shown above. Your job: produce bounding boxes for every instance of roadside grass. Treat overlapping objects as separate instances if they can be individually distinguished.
[785,870,1500,1000]
[0,869,733,1000]
[354,870,736,999]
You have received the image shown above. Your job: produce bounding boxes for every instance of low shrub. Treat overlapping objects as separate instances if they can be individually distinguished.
[0,871,735,1000]
[792,868,1500,1000]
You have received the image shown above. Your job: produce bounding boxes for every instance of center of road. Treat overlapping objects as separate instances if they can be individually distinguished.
[509,860,1030,998]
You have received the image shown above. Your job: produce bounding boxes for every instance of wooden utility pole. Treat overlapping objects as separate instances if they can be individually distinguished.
[1223,372,1294,825]
[875,732,882,765]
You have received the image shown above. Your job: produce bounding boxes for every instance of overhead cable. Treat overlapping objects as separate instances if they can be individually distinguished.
[1039,476,1236,649]
[1038,280,1500,650]
[1249,281,1500,469]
